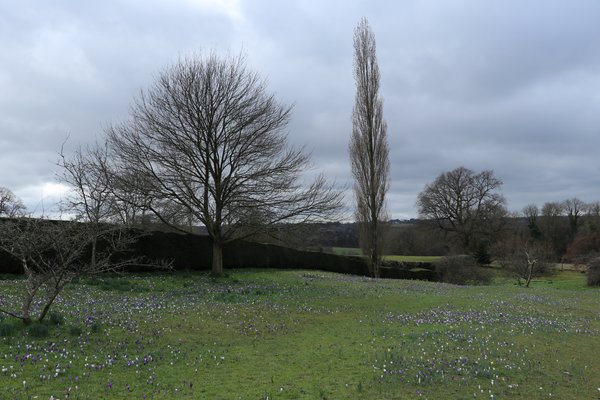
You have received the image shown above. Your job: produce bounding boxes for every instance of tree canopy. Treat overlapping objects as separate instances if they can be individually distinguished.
[106,53,342,275]
[417,166,507,251]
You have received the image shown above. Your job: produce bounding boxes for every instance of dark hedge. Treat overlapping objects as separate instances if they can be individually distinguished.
[1,226,433,281]
[0,248,21,274]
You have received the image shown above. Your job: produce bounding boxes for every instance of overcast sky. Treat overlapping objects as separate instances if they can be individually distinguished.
[2,0,600,219]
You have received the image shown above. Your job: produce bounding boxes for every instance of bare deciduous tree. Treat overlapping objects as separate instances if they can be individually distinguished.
[539,201,568,257]
[492,238,552,287]
[0,217,143,324]
[523,204,542,240]
[0,187,26,217]
[59,142,156,228]
[349,18,390,278]
[58,142,152,270]
[585,201,600,233]
[563,197,587,239]
[106,53,342,276]
[417,167,507,252]
[59,142,114,224]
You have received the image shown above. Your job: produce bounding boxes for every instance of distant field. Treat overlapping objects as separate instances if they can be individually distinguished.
[332,247,440,263]
[331,246,363,256]
[0,270,598,399]
[384,255,441,263]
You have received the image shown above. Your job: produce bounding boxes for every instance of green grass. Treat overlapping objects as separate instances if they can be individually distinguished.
[332,246,363,256]
[0,269,598,399]
[332,247,441,263]
[384,255,441,263]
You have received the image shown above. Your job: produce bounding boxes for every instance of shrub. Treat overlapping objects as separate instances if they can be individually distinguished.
[48,311,64,326]
[474,240,491,265]
[564,234,600,264]
[435,255,492,285]
[0,321,15,337]
[89,277,135,292]
[587,258,600,287]
[28,322,49,338]
[68,325,83,336]
[91,321,103,333]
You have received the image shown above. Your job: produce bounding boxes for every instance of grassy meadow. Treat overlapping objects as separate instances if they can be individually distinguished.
[0,269,598,399]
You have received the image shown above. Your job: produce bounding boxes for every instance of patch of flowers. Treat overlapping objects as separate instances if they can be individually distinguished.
[384,304,596,334]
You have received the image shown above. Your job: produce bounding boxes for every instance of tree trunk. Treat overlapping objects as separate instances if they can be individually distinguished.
[525,262,534,288]
[371,223,380,278]
[525,251,535,288]
[21,258,35,324]
[21,287,35,325]
[37,287,62,322]
[371,250,379,278]
[91,237,97,271]
[21,298,33,325]
[211,240,224,277]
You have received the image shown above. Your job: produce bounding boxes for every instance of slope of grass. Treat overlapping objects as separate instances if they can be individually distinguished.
[0,270,598,399]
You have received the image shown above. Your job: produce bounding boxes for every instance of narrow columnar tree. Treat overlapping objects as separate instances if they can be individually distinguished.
[349,18,390,278]
[106,52,342,276]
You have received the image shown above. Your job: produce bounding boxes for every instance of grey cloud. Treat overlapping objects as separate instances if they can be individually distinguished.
[2,0,600,219]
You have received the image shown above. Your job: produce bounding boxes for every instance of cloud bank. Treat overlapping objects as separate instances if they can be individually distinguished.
[2,0,600,218]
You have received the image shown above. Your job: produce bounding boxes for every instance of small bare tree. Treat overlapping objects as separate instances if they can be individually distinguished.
[0,217,143,324]
[492,238,552,287]
[59,142,113,223]
[0,187,26,217]
[106,53,342,276]
[59,142,155,228]
[349,18,390,278]
[58,142,161,278]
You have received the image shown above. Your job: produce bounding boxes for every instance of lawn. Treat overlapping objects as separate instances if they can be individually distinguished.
[331,247,363,256]
[0,269,598,399]
[384,255,441,263]
[331,247,441,263]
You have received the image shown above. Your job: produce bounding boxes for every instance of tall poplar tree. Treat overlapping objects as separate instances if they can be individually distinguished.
[349,18,390,278]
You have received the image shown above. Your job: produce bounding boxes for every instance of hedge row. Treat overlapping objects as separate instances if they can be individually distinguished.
[133,231,371,275]
[0,248,21,274]
[0,228,435,281]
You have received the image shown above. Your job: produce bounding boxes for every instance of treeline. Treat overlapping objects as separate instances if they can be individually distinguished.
[385,201,600,265]
[291,203,600,265]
